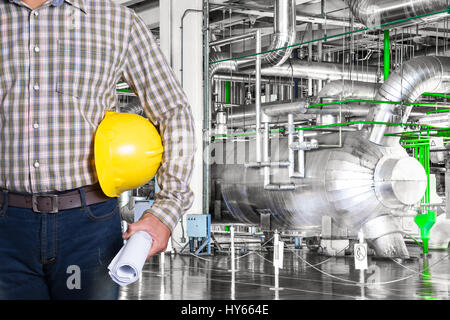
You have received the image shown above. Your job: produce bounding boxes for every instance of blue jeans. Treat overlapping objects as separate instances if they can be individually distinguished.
[0,191,123,300]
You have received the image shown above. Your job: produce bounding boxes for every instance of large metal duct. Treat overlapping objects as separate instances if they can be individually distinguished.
[258,60,380,82]
[212,132,427,257]
[224,100,427,125]
[367,56,450,145]
[346,0,449,28]
[262,0,297,67]
[209,52,239,80]
[318,80,381,100]
[209,0,296,77]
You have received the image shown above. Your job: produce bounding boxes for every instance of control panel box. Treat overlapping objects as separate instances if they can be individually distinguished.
[186,214,211,238]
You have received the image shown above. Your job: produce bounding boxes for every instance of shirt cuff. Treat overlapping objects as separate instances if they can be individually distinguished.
[142,202,180,233]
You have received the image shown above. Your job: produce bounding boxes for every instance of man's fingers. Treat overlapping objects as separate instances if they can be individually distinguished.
[122,224,136,240]
[123,213,171,260]
[146,239,167,259]
[122,222,163,258]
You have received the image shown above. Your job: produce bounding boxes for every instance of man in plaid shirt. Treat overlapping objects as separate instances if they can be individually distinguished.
[0,0,196,299]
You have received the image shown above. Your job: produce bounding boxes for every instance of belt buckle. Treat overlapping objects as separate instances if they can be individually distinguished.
[32,194,58,214]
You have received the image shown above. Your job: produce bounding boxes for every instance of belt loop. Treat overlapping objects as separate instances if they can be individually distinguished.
[78,187,88,208]
[0,191,8,215]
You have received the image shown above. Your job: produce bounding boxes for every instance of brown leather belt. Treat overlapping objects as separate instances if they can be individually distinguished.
[0,184,112,213]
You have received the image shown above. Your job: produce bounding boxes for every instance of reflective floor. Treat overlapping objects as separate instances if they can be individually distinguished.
[118,245,450,300]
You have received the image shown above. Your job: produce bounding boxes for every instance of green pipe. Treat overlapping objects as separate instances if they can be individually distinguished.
[422,92,450,99]
[210,9,450,65]
[414,210,436,255]
[385,127,450,136]
[426,108,450,114]
[224,81,231,104]
[308,99,450,109]
[401,139,431,143]
[402,143,430,148]
[412,143,430,206]
[384,29,390,81]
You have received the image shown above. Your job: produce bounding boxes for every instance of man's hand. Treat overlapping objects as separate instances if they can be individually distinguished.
[122,212,171,260]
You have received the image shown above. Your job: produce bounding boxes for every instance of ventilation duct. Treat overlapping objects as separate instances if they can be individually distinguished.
[366,56,450,145]
[209,0,297,77]
[318,80,381,100]
[258,60,380,82]
[346,0,449,28]
[262,0,297,67]
[209,52,239,80]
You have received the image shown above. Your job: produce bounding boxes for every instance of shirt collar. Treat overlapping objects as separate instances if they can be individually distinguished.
[7,0,87,14]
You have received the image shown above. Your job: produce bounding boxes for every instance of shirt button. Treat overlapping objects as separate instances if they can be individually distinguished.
[33,11,39,16]
[33,84,40,91]
[34,161,40,168]
[33,123,39,129]
[34,46,40,53]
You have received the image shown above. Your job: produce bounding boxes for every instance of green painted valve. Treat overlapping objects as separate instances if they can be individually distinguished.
[414,210,436,254]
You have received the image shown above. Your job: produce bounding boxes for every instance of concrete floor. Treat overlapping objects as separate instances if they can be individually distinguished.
[118,245,450,300]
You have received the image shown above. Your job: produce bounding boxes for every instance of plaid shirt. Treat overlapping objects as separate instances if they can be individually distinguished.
[0,0,196,231]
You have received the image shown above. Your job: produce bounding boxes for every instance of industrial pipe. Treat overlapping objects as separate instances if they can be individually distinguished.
[318,80,381,100]
[263,0,297,67]
[209,0,297,76]
[367,56,450,145]
[256,29,262,163]
[224,100,427,124]
[212,73,294,85]
[346,0,449,28]
[384,29,390,81]
[258,60,380,82]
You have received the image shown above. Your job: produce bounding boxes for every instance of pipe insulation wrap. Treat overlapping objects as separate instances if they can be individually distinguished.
[346,0,449,28]
[263,0,297,67]
[367,56,450,145]
[318,80,381,100]
[259,60,380,82]
[209,0,297,76]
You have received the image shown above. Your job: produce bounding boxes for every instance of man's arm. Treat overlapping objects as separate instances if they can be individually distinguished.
[120,12,196,258]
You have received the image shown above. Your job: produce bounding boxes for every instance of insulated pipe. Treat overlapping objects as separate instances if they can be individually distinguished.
[258,60,380,82]
[209,52,239,80]
[208,32,257,79]
[263,0,297,67]
[346,0,449,28]
[225,101,427,123]
[318,80,381,100]
[367,56,450,145]
[212,73,294,85]
[209,33,257,48]
[226,100,308,122]
[209,0,297,76]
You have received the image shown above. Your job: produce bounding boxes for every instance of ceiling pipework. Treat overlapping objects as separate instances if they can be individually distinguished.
[346,0,449,28]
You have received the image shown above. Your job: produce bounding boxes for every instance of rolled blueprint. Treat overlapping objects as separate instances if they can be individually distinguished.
[108,231,153,286]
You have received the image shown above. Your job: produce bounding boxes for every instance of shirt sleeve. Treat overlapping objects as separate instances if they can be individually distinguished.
[121,12,197,232]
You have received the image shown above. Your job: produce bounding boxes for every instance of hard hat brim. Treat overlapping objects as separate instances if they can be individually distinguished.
[94,128,119,198]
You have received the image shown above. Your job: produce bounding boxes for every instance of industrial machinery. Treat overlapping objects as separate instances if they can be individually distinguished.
[207,0,450,258]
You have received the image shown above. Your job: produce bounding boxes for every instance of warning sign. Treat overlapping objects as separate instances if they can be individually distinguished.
[354,243,368,270]
[430,137,444,150]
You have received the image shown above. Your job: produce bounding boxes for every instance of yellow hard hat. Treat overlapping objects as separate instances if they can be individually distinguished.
[94,111,164,197]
